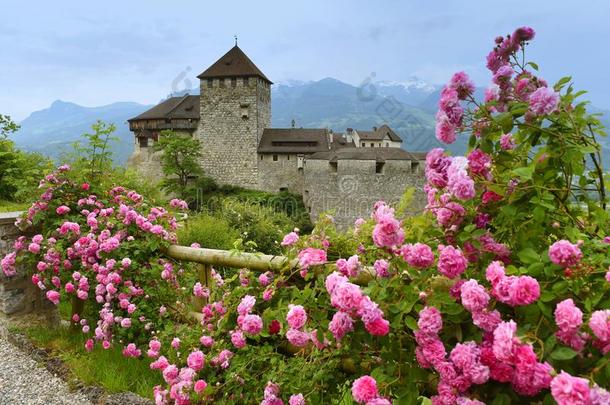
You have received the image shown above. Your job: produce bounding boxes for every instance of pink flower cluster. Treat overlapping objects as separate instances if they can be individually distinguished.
[589,309,610,354]
[326,272,389,340]
[169,198,188,210]
[551,371,610,405]
[435,72,475,144]
[260,381,306,405]
[484,261,540,306]
[437,245,468,279]
[459,279,501,332]
[285,304,311,348]
[150,353,207,404]
[297,247,327,277]
[528,86,560,116]
[371,201,404,248]
[482,320,552,396]
[231,295,263,345]
[554,298,588,351]
[415,307,490,404]
[548,239,583,267]
[336,254,361,277]
[281,231,299,246]
[400,243,434,268]
[351,375,389,404]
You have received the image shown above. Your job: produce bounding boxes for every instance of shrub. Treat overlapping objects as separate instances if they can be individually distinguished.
[177,214,240,250]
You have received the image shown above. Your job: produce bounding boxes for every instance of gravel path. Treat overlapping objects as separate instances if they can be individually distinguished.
[0,337,92,405]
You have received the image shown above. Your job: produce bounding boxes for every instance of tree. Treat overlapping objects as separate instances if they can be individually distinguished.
[64,120,118,185]
[152,130,204,194]
[0,114,19,140]
[0,114,51,202]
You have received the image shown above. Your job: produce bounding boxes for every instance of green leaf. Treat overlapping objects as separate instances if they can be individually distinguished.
[518,248,540,264]
[527,61,539,71]
[550,347,578,361]
[405,316,418,331]
[513,166,534,181]
[418,397,432,405]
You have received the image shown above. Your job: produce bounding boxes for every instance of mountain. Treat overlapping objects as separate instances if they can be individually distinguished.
[12,78,609,167]
[13,100,152,165]
[271,77,450,154]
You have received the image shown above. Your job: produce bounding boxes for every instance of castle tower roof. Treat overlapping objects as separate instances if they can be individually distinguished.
[197,45,272,84]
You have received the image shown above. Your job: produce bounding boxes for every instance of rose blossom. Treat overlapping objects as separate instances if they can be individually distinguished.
[351,375,378,404]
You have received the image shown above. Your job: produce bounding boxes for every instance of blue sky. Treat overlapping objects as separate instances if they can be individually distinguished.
[1,0,609,120]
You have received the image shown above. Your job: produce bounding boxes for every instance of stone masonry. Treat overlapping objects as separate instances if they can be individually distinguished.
[303,157,426,227]
[0,212,53,318]
[198,76,270,189]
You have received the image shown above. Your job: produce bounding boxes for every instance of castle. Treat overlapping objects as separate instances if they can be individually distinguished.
[127,45,426,227]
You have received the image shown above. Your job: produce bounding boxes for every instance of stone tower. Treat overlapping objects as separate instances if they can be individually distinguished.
[197,45,272,188]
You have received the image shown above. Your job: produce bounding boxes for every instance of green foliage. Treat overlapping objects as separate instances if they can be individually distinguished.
[152,130,204,195]
[0,114,19,139]
[61,120,118,186]
[0,114,53,202]
[178,213,241,250]
[21,325,161,398]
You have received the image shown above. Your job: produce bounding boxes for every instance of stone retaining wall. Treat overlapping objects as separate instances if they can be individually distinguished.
[0,212,53,318]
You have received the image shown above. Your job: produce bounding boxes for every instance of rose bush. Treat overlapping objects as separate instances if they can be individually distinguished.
[3,27,610,404]
[1,165,194,349]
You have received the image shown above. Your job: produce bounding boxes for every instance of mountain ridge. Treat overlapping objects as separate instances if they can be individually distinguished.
[11,77,609,166]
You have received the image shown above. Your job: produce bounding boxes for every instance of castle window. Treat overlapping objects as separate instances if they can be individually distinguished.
[138,137,148,148]
[371,143,374,147]
[411,161,420,173]
[207,79,213,88]
[231,77,237,87]
[329,162,338,173]
[260,155,263,161]
[286,155,290,161]
[376,162,385,174]
[386,142,389,147]
[361,142,365,147]
[273,155,278,162]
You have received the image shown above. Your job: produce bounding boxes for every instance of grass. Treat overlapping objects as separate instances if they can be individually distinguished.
[0,200,28,212]
[20,325,161,398]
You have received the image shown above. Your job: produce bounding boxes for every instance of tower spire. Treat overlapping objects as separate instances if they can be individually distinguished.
[234,34,238,46]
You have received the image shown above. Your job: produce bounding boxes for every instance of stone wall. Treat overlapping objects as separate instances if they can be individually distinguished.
[127,130,197,182]
[302,159,426,229]
[198,77,271,189]
[257,153,304,194]
[0,212,52,318]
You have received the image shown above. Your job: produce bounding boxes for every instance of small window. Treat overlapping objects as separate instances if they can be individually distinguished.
[361,142,365,147]
[138,137,148,148]
[411,161,420,173]
[286,155,290,160]
[386,142,389,147]
[371,143,374,147]
[231,77,237,87]
[273,155,278,161]
[329,162,338,173]
[243,77,249,86]
[207,79,213,88]
[279,187,288,192]
[260,155,263,160]
[376,162,385,174]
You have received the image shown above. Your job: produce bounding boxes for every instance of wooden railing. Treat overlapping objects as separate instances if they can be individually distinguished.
[164,244,376,303]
